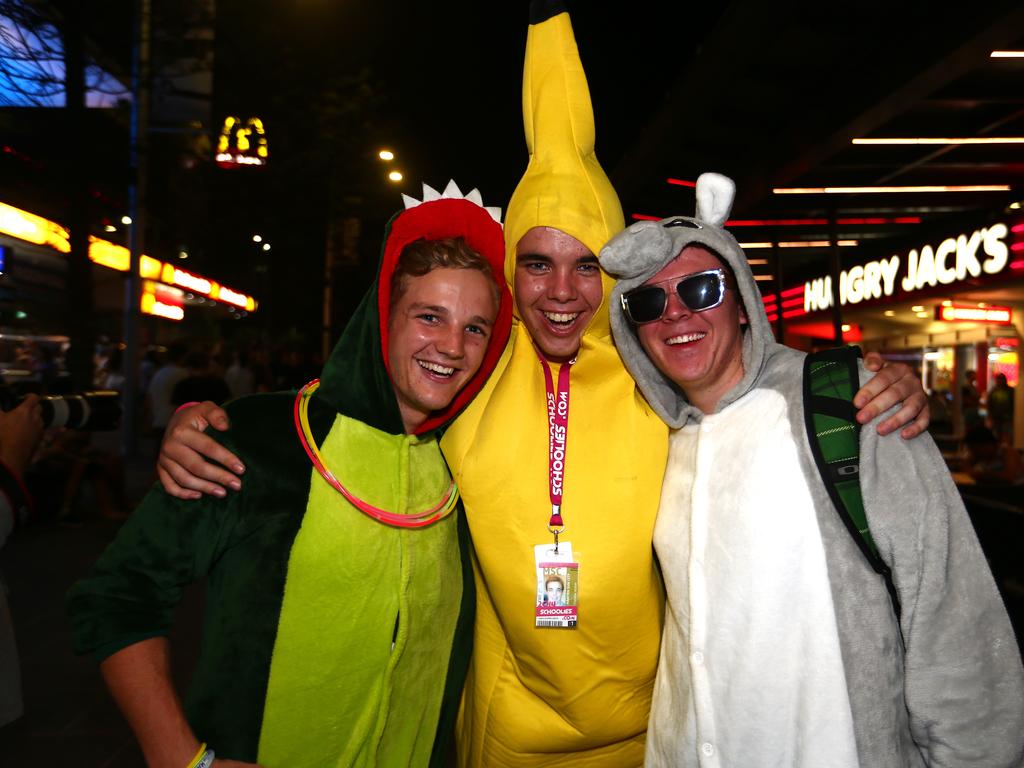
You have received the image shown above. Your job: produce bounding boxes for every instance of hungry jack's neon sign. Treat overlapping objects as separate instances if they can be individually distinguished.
[804,223,1010,312]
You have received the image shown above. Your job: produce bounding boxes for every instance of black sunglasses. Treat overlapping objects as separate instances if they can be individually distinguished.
[620,268,729,324]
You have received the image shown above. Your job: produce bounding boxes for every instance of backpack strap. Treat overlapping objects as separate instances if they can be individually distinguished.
[803,346,902,623]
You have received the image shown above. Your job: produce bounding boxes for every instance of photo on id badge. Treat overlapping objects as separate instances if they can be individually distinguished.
[535,542,579,628]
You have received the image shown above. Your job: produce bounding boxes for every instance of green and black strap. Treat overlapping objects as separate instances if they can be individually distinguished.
[803,345,901,623]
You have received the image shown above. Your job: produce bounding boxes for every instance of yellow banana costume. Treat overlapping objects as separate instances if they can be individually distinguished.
[441,5,669,765]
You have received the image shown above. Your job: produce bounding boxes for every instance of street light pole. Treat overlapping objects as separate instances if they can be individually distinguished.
[123,0,151,458]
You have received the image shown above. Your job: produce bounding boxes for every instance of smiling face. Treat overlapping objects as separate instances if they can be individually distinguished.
[388,267,498,433]
[634,245,747,414]
[514,227,604,363]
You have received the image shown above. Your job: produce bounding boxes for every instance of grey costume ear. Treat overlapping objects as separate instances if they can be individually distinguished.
[598,220,674,279]
[695,173,735,227]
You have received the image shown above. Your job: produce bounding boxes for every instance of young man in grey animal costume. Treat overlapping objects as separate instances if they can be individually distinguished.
[599,172,1024,767]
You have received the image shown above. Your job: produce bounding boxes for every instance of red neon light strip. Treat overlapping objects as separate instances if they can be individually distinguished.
[666,178,697,188]
[728,218,829,226]
[781,297,806,308]
[630,214,661,221]
[780,285,805,298]
[1011,223,1024,233]
[1010,260,1024,270]
[782,308,807,319]
[761,294,778,305]
[1011,242,1024,252]
[766,314,779,322]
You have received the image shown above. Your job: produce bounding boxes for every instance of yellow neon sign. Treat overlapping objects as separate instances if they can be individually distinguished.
[216,116,269,167]
[937,304,1012,324]
[0,202,70,253]
[88,238,165,279]
[141,280,185,321]
[1,201,258,313]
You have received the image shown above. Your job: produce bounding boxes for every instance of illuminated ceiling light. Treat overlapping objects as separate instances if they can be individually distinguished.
[262,243,271,251]
[252,234,262,243]
[783,239,856,248]
[911,305,924,312]
[941,300,952,306]
[388,170,403,182]
[637,214,923,226]
[743,241,858,249]
[178,251,188,259]
[852,137,1024,145]
[883,310,896,317]
[1010,202,1022,210]
[725,216,921,226]
[103,224,116,233]
[978,302,987,308]
[746,258,769,265]
[121,215,133,225]
[753,274,775,281]
[990,50,1024,57]
[841,324,852,332]
[378,149,395,161]
[773,185,1010,194]
[666,178,696,188]
[916,311,929,318]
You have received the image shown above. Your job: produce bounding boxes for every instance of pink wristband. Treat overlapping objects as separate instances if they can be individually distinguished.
[174,401,201,414]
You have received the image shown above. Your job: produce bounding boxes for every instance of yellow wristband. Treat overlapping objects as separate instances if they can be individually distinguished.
[185,743,208,768]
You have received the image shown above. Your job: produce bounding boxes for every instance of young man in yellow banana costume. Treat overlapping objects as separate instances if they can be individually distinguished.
[154,3,929,765]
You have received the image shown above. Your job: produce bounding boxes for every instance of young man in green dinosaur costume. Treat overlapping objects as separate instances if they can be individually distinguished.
[67,183,513,768]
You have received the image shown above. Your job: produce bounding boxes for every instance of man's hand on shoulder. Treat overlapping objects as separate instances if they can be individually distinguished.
[855,352,930,439]
[158,401,243,500]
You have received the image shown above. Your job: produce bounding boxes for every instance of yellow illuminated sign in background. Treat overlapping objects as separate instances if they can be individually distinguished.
[936,304,1012,324]
[216,116,269,168]
[0,201,257,316]
[141,280,185,321]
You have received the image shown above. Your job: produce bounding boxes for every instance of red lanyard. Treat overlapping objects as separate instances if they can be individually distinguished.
[540,356,573,539]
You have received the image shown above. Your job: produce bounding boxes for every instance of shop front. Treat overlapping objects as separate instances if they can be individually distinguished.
[762,216,1024,448]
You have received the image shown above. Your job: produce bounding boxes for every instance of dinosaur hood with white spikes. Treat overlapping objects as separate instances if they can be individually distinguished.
[316,180,513,435]
[599,172,778,428]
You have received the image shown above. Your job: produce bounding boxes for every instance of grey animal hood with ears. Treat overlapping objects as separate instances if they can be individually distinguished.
[599,172,779,428]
